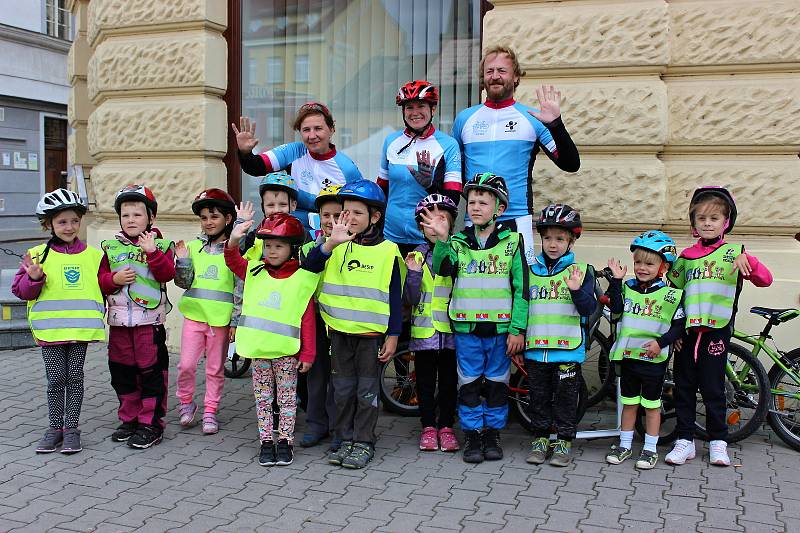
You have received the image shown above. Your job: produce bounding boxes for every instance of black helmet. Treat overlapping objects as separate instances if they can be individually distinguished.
[689,186,737,234]
[536,203,582,239]
[463,172,509,207]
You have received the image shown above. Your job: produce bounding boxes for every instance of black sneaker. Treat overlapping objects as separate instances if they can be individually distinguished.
[127,425,162,449]
[259,441,276,466]
[462,430,484,463]
[275,439,293,466]
[482,429,503,461]
[111,422,137,442]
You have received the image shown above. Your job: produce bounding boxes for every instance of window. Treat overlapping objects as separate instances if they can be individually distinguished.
[295,55,310,83]
[45,0,71,40]
[267,57,283,84]
[247,58,258,85]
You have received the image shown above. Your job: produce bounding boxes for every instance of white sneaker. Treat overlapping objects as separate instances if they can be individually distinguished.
[709,440,731,466]
[665,439,696,465]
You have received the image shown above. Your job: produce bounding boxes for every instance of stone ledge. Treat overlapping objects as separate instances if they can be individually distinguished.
[68,128,96,167]
[68,79,93,127]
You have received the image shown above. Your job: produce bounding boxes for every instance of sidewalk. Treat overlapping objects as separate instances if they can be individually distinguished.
[0,343,797,532]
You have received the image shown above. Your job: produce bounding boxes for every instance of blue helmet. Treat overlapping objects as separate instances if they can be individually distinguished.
[259,170,298,200]
[337,179,386,209]
[630,230,677,265]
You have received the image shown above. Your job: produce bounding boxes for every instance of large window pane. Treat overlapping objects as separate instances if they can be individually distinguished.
[240,0,481,205]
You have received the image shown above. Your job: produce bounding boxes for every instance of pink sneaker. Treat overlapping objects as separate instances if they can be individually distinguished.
[438,427,460,452]
[178,402,198,427]
[419,426,438,451]
[202,413,219,435]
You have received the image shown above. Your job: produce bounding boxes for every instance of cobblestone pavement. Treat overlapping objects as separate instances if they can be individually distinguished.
[1,343,797,532]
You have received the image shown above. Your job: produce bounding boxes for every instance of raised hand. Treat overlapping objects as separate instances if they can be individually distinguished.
[731,253,752,276]
[407,150,437,189]
[112,267,136,286]
[405,252,423,272]
[418,206,450,242]
[139,231,157,253]
[236,201,255,222]
[607,258,627,279]
[21,252,44,281]
[174,240,189,259]
[527,84,562,124]
[563,264,584,291]
[323,211,355,253]
[231,116,259,153]
[228,219,253,247]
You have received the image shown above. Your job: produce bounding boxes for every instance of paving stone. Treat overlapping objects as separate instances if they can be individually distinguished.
[660,513,703,532]
[697,506,745,531]
[513,495,557,519]
[580,503,626,530]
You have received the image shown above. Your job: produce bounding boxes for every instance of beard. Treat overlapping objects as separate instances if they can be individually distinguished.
[485,79,515,101]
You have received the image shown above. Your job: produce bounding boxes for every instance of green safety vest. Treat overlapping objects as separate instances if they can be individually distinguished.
[26,243,105,343]
[236,264,319,358]
[410,251,452,339]
[243,238,263,262]
[318,240,405,334]
[610,285,683,363]
[177,240,235,327]
[102,238,174,310]
[449,233,519,323]
[668,244,742,329]
[526,264,587,351]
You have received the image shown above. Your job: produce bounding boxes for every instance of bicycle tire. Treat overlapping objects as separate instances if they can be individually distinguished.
[584,331,615,407]
[766,348,800,452]
[694,343,769,443]
[224,353,251,378]
[378,342,418,416]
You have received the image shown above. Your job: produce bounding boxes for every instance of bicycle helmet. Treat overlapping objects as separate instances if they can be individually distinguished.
[689,186,737,234]
[536,204,582,239]
[463,172,509,208]
[396,80,439,107]
[255,213,306,245]
[36,188,87,219]
[337,179,386,210]
[630,230,677,266]
[314,183,344,211]
[258,170,298,201]
[191,188,236,216]
[414,193,458,222]
[114,184,158,216]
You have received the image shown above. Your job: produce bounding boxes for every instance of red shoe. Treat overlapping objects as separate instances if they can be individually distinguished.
[438,427,460,452]
[419,427,438,451]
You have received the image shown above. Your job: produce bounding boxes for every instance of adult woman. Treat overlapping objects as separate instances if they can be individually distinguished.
[233,102,363,233]
[378,81,462,255]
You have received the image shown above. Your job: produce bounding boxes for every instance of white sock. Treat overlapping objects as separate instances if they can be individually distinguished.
[644,433,659,453]
[619,430,634,450]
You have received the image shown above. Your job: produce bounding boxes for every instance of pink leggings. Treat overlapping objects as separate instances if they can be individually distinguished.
[176,318,229,414]
[252,357,298,443]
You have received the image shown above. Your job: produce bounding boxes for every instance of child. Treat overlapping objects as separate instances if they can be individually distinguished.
[174,188,237,434]
[13,189,106,454]
[225,210,317,466]
[523,204,596,467]
[298,184,342,448]
[303,179,406,469]
[405,194,459,452]
[605,231,685,469]
[241,170,299,261]
[665,186,772,466]
[422,172,527,464]
[100,185,176,449]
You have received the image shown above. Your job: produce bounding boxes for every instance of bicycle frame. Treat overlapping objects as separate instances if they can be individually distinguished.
[733,328,800,401]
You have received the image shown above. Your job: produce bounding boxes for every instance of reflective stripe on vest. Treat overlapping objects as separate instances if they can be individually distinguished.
[410,252,452,339]
[610,285,683,363]
[673,244,742,329]
[318,240,405,334]
[235,265,319,358]
[177,240,235,326]
[102,238,173,309]
[449,233,519,323]
[526,263,587,351]
[26,244,105,343]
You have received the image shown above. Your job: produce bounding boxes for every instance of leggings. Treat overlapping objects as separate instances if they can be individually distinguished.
[252,357,298,443]
[41,343,87,428]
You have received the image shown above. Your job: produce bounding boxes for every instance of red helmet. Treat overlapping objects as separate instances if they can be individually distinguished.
[114,184,158,216]
[192,188,236,216]
[255,213,305,245]
[396,80,439,107]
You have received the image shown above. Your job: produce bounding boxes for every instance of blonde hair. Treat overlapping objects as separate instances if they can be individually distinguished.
[633,247,663,265]
[479,45,525,91]
[540,225,575,244]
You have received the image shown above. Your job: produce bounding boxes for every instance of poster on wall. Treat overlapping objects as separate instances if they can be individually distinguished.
[13,152,26,169]
[28,153,38,171]
[1,153,9,167]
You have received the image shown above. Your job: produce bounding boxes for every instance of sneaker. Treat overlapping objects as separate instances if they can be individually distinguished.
[438,427,460,452]
[127,425,163,449]
[178,402,198,427]
[606,445,633,465]
[709,440,731,467]
[275,439,293,466]
[341,442,374,469]
[526,437,551,465]
[462,430,483,463]
[328,440,353,466]
[549,439,572,467]
[419,427,438,451]
[665,439,696,465]
[111,421,137,442]
[60,428,82,454]
[202,413,219,435]
[35,428,63,453]
[259,441,276,466]
[636,449,658,470]
[299,432,326,448]
[482,429,503,461]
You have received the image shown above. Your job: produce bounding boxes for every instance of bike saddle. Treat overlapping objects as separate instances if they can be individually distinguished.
[749,307,799,323]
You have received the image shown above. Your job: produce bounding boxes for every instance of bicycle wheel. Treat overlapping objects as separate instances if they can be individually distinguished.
[694,343,769,443]
[583,330,614,407]
[224,352,251,378]
[378,342,419,416]
[767,348,800,452]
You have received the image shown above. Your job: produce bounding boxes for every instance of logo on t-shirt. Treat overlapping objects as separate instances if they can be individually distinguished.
[504,120,518,132]
[198,265,219,280]
[472,120,489,136]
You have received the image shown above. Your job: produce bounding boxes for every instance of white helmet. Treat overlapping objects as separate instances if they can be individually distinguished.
[36,188,87,219]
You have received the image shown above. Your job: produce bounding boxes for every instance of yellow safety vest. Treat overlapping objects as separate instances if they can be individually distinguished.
[177,240,235,327]
[410,251,452,339]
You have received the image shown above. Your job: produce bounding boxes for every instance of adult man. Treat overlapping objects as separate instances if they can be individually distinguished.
[452,45,580,264]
